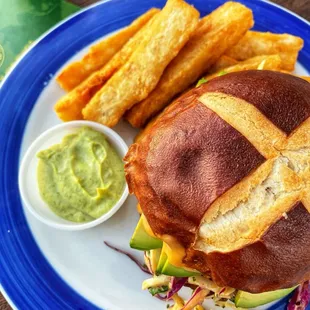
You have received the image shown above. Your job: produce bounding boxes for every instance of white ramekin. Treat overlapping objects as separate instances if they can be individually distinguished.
[19,121,129,231]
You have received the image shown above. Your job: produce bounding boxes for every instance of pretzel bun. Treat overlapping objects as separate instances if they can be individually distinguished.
[125,70,310,293]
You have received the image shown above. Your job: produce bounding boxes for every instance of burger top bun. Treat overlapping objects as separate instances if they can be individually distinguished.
[125,70,310,293]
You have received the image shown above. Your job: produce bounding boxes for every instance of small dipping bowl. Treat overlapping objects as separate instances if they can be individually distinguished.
[19,121,129,231]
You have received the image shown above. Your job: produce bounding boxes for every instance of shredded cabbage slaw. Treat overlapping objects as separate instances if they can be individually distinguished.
[104,241,310,310]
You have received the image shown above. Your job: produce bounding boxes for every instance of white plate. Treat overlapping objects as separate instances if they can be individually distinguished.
[0,0,309,309]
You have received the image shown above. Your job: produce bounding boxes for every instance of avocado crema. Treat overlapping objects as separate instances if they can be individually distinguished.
[37,126,125,222]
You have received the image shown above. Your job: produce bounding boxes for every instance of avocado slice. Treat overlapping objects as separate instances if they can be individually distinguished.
[130,216,163,250]
[235,287,297,308]
[156,249,168,274]
[156,244,199,277]
[161,259,200,277]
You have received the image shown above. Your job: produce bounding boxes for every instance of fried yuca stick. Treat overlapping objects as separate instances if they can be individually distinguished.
[83,0,200,127]
[125,2,254,128]
[56,9,159,91]
[55,13,158,121]
[301,76,310,83]
[226,31,304,71]
[204,55,282,81]
[208,55,238,74]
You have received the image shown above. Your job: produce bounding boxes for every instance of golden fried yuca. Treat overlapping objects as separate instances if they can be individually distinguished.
[125,1,254,128]
[226,31,304,71]
[54,13,158,121]
[204,55,282,81]
[56,9,159,91]
[83,0,200,127]
[208,55,238,73]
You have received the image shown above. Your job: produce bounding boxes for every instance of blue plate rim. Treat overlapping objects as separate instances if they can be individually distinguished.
[0,0,309,309]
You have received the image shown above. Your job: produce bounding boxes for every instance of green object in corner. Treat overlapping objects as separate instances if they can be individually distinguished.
[0,0,80,81]
[235,286,297,308]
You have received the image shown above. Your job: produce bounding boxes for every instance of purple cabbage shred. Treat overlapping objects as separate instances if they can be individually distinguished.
[288,281,310,310]
[104,241,152,275]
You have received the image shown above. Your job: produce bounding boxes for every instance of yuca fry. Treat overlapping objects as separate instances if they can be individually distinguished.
[208,55,238,73]
[204,55,282,81]
[55,13,158,121]
[56,8,159,91]
[301,76,310,82]
[83,0,200,127]
[226,31,304,71]
[125,1,254,128]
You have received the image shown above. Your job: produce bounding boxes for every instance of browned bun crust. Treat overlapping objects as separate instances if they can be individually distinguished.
[204,70,310,134]
[125,70,310,292]
[208,202,310,292]
[125,88,265,247]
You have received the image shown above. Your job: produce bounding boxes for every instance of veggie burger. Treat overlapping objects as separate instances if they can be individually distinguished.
[124,70,310,309]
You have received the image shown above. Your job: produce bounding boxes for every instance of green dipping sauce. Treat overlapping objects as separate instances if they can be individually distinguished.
[37,126,125,223]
